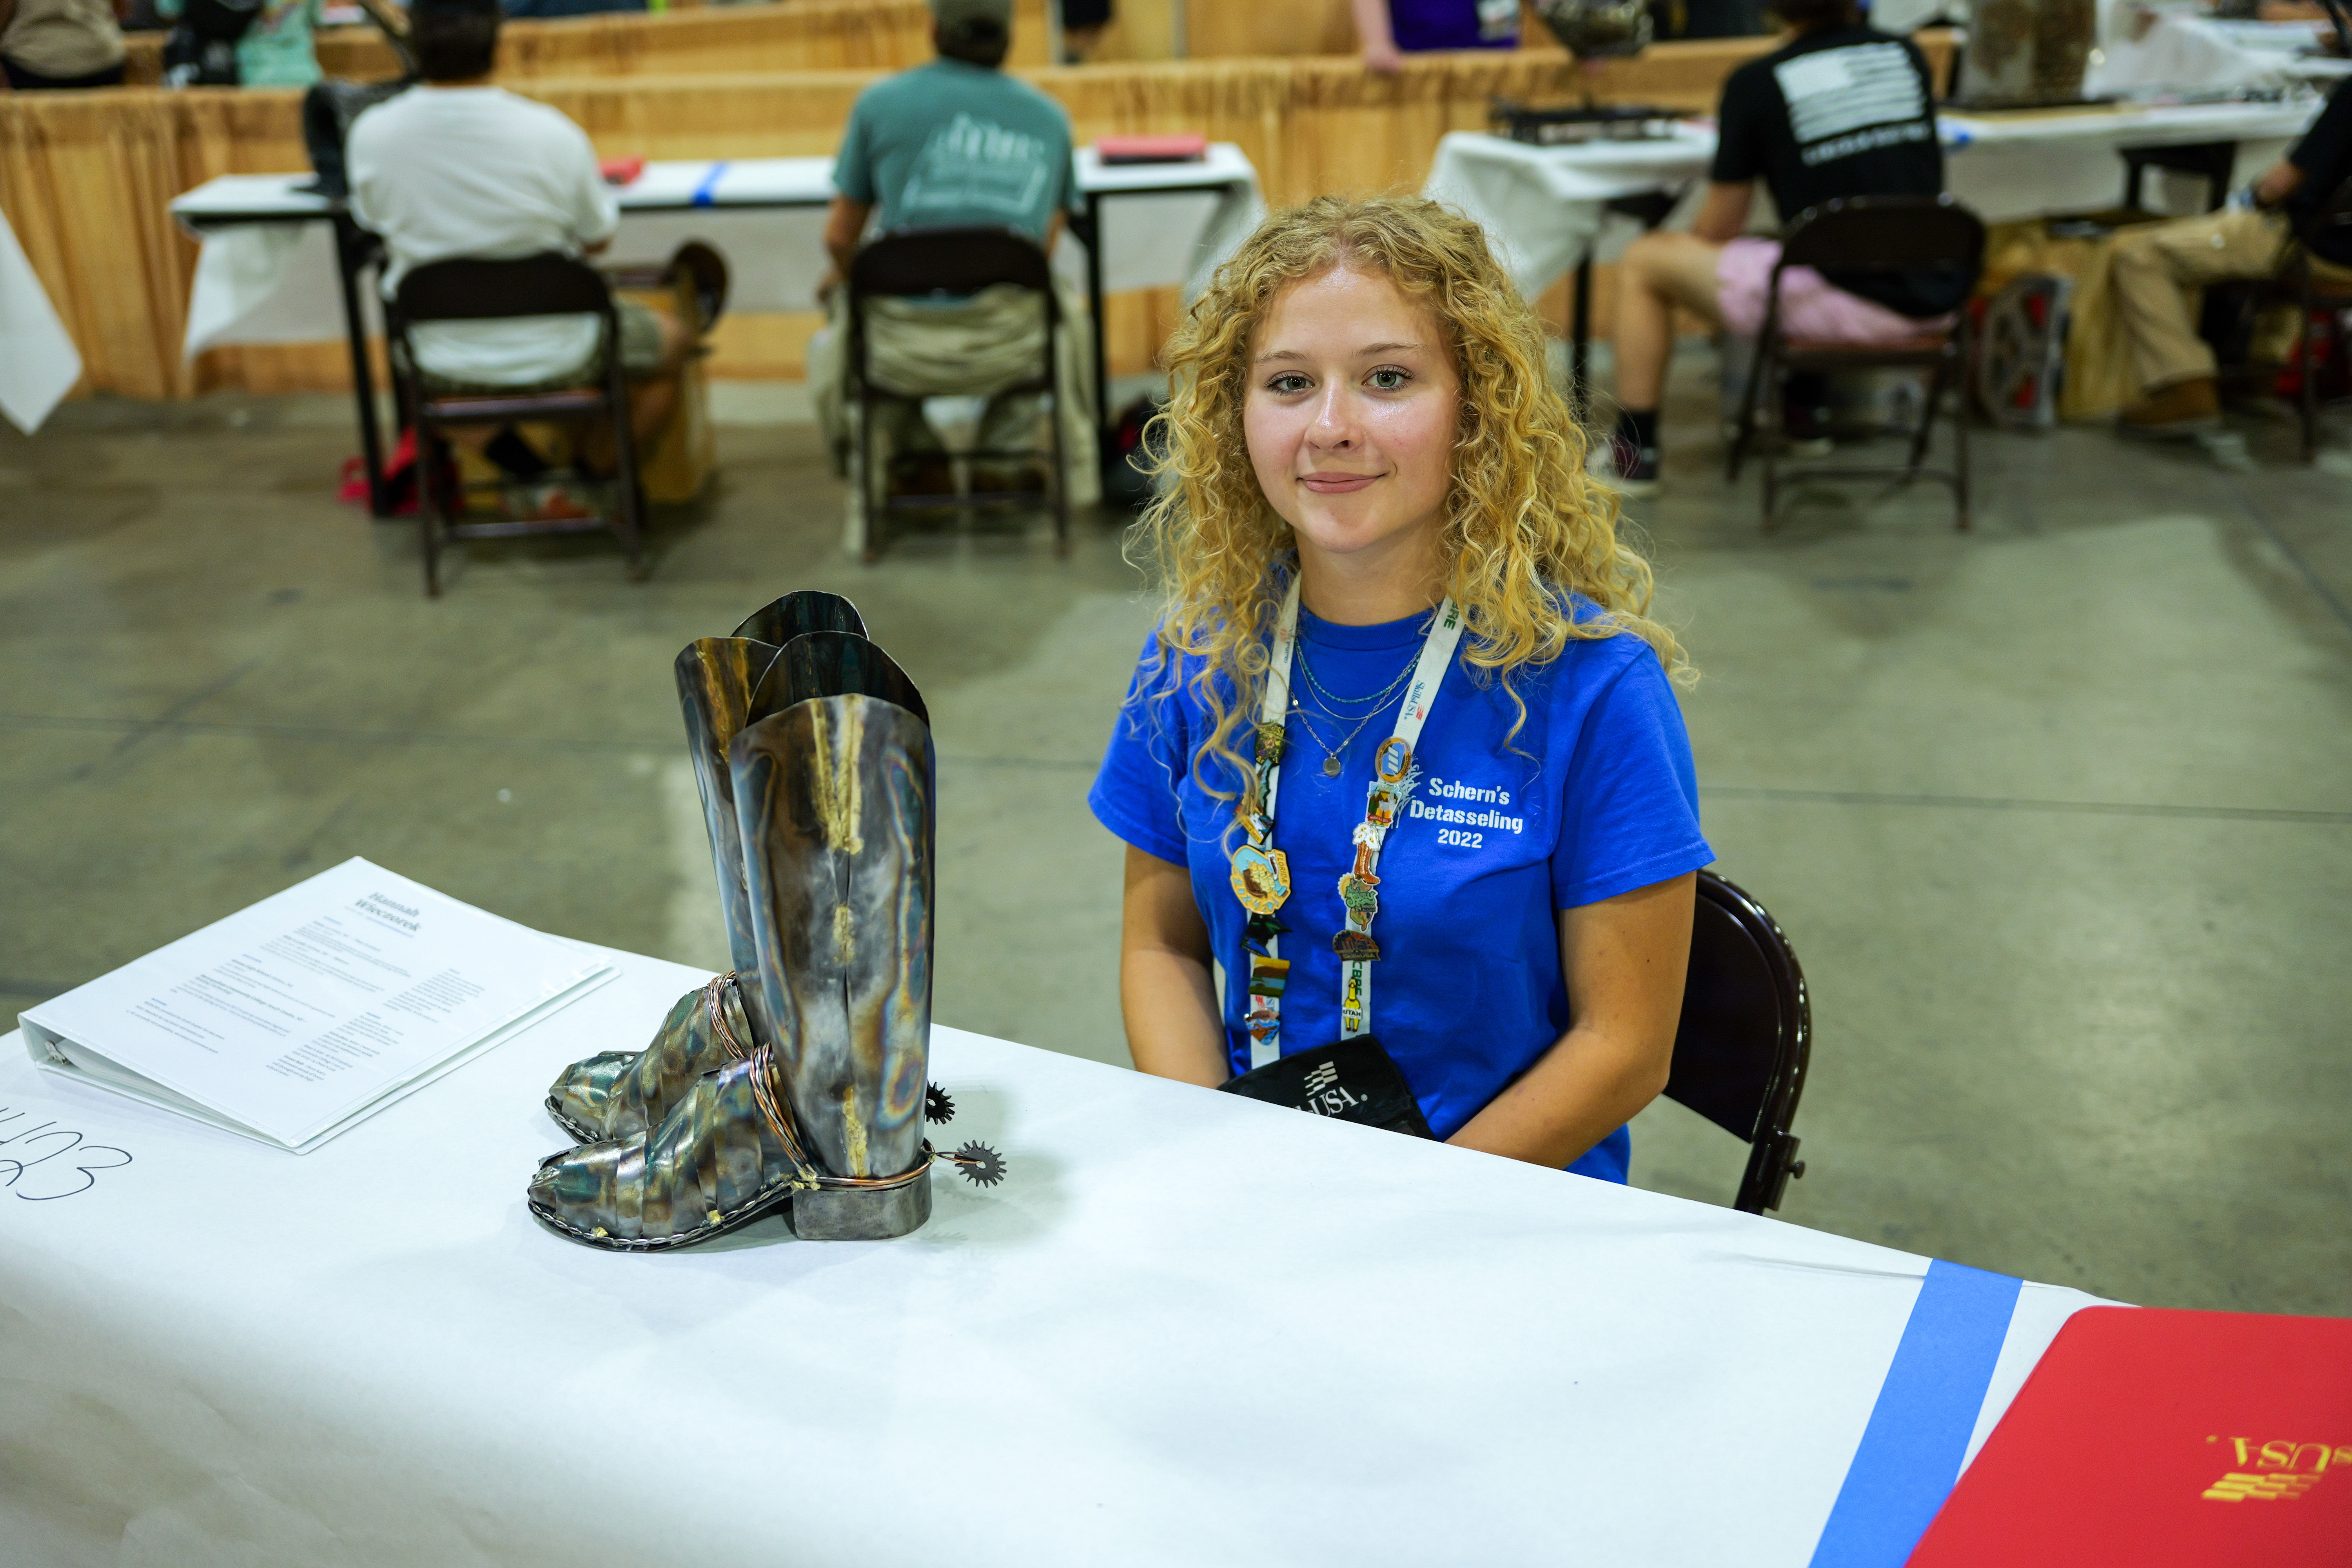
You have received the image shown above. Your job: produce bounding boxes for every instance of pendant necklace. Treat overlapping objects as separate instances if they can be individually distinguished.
[1290,646,1420,775]
[1290,699,1388,776]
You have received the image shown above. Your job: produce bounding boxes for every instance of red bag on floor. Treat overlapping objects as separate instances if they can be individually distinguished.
[338,428,458,518]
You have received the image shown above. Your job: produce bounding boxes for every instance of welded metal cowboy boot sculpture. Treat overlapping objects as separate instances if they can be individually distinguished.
[543,592,868,1144]
[527,631,999,1249]
[734,631,938,1240]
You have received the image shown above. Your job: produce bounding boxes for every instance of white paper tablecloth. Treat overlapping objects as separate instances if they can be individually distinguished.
[170,147,1263,361]
[1,942,2099,1568]
[2086,15,2307,96]
[1425,97,2324,301]
[0,204,82,434]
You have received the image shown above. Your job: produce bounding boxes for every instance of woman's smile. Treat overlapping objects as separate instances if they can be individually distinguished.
[1298,470,1383,493]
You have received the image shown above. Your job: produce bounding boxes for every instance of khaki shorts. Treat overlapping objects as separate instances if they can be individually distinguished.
[412,299,668,396]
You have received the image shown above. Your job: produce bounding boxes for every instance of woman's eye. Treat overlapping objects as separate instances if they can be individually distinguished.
[1267,373,1312,394]
[1368,367,1411,390]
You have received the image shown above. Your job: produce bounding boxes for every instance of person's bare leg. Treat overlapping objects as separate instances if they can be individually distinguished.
[629,307,693,441]
[1611,231,1728,410]
[1603,232,1727,489]
[580,306,693,474]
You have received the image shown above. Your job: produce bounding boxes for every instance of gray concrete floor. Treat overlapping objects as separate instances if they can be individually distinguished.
[3,367,2347,1316]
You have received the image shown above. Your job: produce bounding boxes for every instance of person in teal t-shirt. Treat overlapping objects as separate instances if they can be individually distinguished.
[807,0,1099,555]
[831,50,1076,243]
[156,0,321,85]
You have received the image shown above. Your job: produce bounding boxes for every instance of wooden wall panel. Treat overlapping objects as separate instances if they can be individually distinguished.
[1073,0,1179,62]
[1185,0,1358,59]
[120,0,1049,85]
[3,36,1880,401]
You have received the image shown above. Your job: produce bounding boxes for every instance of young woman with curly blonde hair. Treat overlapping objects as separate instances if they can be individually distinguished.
[1087,195,1711,1182]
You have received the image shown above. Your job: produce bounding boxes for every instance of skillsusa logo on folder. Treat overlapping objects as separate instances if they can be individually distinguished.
[2199,1432,2350,1503]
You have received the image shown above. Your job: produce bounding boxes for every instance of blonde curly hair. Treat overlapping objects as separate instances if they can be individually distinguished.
[1132,193,1690,808]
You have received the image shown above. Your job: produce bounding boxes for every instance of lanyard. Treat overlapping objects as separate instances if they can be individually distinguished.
[1233,577,1466,1070]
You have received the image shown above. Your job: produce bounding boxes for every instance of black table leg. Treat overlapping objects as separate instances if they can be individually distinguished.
[1570,254,1594,419]
[332,214,391,519]
[1082,192,1110,448]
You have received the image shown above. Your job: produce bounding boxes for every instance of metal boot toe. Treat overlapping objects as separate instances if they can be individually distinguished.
[542,975,754,1143]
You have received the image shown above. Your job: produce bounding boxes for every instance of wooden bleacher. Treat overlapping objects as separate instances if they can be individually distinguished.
[0,0,1865,404]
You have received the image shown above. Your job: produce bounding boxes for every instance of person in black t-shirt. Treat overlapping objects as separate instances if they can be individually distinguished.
[1601,0,1955,495]
[2105,78,2352,435]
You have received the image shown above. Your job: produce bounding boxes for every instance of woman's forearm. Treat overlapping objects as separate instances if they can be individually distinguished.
[1119,842,1231,1086]
[1448,1022,1673,1168]
[1451,872,1693,1168]
[1121,944,1230,1087]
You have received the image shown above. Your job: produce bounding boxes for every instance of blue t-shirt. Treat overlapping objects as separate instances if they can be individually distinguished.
[1088,597,1712,1184]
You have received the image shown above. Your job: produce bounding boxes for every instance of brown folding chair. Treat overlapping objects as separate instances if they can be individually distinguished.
[1664,870,1813,1215]
[847,226,1068,564]
[2259,174,2352,464]
[388,252,645,597]
[1727,194,1987,531]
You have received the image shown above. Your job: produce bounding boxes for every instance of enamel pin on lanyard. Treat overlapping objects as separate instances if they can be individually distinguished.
[1231,577,1467,1070]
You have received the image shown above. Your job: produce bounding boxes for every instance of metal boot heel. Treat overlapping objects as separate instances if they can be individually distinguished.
[541,593,868,1142]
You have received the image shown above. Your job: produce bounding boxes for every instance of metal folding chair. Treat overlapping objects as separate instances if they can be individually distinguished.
[1726,194,1987,531]
[1664,870,1813,1215]
[847,226,1068,563]
[388,252,645,597]
[2261,174,2352,463]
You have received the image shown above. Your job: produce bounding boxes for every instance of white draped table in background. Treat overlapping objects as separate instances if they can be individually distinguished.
[1425,98,2325,303]
[0,203,83,435]
[171,145,1265,360]
[169,146,1261,512]
[3,942,2101,1568]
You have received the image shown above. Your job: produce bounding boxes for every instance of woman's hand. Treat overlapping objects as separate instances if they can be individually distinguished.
[1352,0,1406,76]
[1120,844,1233,1087]
[1448,871,1696,1169]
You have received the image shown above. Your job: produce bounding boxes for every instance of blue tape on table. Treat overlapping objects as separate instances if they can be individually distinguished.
[691,162,730,207]
[1807,1259,2022,1568]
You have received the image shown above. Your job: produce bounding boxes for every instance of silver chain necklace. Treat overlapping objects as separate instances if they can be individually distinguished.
[1295,645,1418,711]
[1281,643,1423,777]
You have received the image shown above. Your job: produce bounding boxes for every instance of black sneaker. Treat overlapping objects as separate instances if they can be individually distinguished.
[1592,434,1661,498]
[1782,385,1835,458]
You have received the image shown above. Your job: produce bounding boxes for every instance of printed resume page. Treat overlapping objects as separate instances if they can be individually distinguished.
[21,859,610,1149]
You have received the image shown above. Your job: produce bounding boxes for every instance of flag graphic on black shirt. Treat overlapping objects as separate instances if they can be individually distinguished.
[1777,41,1934,167]
[1710,25,1959,317]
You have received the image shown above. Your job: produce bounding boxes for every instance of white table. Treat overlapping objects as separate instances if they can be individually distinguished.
[169,147,1263,513]
[2,940,2102,1567]
[1424,96,2325,384]
[0,203,83,436]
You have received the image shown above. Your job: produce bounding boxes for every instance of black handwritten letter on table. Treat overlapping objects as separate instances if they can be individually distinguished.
[0,1106,133,1201]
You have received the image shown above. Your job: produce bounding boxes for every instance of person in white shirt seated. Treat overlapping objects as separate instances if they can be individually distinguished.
[345,0,693,490]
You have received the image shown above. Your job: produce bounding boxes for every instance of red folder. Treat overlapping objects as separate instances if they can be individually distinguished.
[1908,1306,2352,1566]
[1096,134,1207,165]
